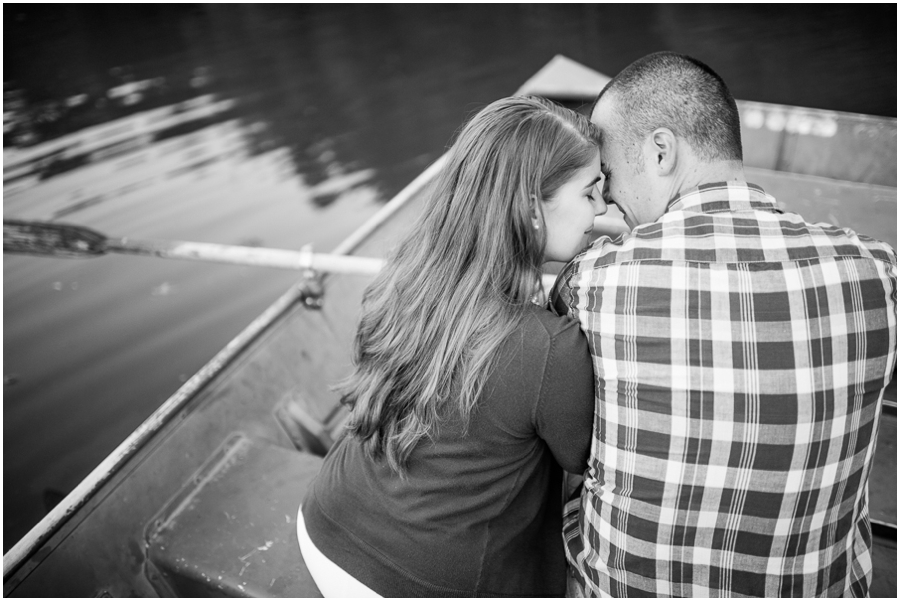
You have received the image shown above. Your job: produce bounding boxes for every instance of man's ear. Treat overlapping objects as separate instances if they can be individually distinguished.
[648,128,677,176]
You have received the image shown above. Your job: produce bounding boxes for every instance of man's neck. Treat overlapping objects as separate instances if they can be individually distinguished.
[668,160,745,203]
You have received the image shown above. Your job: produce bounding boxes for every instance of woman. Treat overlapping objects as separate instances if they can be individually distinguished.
[298,95,605,597]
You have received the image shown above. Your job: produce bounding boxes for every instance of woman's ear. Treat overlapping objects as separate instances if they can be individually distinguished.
[649,128,677,176]
[529,194,542,229]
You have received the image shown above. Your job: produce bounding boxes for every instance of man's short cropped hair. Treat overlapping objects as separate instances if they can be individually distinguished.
[595,51,742,163]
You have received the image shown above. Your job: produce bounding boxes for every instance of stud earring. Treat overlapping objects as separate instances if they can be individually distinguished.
[530,194,541,230]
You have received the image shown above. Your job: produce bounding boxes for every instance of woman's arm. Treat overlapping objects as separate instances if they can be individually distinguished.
[534,320,595,473]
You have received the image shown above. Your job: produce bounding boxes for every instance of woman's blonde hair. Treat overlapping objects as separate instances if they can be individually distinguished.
[338,95,600,474]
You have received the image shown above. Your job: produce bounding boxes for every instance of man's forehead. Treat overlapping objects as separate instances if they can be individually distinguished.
[589,94,618,140]
[591,100,621,157]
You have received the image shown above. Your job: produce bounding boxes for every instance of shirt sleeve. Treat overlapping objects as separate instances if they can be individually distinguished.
[533,319,595,474]
[549,260,578,319]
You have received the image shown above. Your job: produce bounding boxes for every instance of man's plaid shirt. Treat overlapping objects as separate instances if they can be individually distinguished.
[553,182,897,597]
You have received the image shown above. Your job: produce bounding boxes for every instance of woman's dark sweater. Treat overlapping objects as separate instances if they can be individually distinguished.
[301,304,594,597]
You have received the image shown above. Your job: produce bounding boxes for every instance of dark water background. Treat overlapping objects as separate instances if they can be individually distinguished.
[3,4,896,550]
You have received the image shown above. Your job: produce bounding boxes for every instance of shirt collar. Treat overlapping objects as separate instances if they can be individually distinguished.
[665,181,781,215]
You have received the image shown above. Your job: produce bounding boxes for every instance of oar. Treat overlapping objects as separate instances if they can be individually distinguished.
[3,219,384,276]
[3,219,561,290]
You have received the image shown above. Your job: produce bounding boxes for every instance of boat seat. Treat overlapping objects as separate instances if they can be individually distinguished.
[274,388,350,457]
[144,433,323,597]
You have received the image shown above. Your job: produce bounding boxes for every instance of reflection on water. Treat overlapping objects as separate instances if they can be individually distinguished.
[3,4,896,549]
[4,98,379,219]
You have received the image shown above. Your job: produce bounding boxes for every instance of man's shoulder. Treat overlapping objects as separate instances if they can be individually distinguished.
[571,231,640,269]
[551,233,639,314]
[824,225,897,264]
[778,212,897,266]
[561,221,679,278]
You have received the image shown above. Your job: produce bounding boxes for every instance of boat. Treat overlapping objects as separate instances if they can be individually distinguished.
[3,55,896,597]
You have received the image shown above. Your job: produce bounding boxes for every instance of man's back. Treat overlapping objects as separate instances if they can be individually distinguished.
[556,181,897,597]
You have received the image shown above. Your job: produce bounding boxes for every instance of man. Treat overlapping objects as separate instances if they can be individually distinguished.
[554,52,896,597]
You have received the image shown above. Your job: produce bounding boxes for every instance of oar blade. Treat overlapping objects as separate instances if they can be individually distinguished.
[3,219,108,258]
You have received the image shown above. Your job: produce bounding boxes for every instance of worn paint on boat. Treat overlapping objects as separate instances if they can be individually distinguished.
[3,55,896,597]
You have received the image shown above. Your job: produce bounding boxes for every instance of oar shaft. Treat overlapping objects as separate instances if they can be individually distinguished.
[105,238,385,275]
[119,238,560,292]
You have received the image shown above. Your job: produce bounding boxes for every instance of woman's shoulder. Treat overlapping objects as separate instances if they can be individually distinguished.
[520,302,583,341]
[492,304,584,374]
[499,304,588,370]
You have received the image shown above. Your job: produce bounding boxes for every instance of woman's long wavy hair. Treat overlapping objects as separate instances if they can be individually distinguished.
[338,95,601,474]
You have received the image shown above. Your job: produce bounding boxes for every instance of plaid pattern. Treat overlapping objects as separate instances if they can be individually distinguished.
[555,182,897,597]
